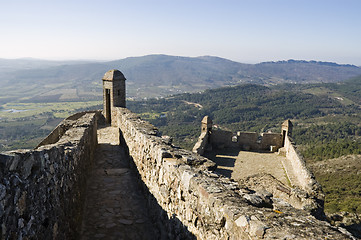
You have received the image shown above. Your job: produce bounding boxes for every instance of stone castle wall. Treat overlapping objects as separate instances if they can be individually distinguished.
[36,111,97,148]
[259,133,282,150]
[112,107,351,239]
[194,129,283,152]
[210,129,236,149]
[0,107,352,239]
[282,135,322,194]
[236,132,259,150]
[0,112,98,239]
[192,120,321,212]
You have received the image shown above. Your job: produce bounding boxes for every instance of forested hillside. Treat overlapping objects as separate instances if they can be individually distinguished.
[1,55,361,104]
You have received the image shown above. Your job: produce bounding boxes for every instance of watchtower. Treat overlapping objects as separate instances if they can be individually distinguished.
[102,69,126,124]
[201,116,213,133]
[281,119,293,146]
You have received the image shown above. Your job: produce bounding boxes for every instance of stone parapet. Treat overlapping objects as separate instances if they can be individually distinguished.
[210,129,236,149]
[281,135,325,215]
[260,133,282,151]
[113,107,352,239]
[0,112,98,239]
[283,136,322,192]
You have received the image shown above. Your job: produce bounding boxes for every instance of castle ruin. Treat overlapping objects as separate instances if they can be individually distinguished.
[0,70,355,239]
[192,115,323,214]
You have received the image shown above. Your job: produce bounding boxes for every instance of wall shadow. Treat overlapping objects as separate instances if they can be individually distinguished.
[204,148,240,178]
[344,224,361,239]
[118,131,197,240]
[213,168,233,178]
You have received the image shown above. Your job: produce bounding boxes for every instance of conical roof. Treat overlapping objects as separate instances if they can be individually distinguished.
[102,69,126,81]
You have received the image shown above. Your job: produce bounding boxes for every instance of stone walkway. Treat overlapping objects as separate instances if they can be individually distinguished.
[80,126,157,240]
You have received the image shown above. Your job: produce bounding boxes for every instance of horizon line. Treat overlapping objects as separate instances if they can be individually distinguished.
[0,54,359,67]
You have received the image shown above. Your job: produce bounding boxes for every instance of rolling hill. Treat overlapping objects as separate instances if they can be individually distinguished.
[1,55,361,103]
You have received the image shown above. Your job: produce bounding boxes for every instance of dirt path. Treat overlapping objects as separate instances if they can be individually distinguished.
[206,149,291,187]
[182,100,203,109]
[232,151,290,187]
[80,126,157,240]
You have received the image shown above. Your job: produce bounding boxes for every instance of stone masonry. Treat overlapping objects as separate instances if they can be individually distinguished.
[0,112,98,239]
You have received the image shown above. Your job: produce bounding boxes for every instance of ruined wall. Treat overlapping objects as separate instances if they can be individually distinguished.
[207,129,282,151]
[237,132,259,150]
[259,133,282,151]
[0,112,98,240]
[210,129,236,149]
[113,107,351,239]
[283,135,321,192]
[208,130,282,151]
[281,135,324,215]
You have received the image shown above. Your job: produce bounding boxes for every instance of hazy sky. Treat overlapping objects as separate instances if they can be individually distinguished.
[1,0,360,64]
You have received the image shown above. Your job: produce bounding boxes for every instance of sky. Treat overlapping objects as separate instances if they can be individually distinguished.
[0,0,360,65]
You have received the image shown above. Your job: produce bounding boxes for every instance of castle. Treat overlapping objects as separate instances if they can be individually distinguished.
[0,70,354,239]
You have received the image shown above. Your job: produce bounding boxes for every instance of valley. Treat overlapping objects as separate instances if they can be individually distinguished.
[1,55,361,103]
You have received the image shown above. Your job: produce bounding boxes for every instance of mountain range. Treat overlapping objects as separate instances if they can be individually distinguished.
[1,55,361,103]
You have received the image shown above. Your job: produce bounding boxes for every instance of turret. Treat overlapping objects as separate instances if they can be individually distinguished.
[201,116,212,133]
[102,69,126,124]
[281,119,293,146]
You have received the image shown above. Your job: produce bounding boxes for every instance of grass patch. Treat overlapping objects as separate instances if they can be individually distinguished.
[0,101,102,120]
[138,111,167,121]
[317,173,361,214]
[302,86,355,105]
[0,101,102,151]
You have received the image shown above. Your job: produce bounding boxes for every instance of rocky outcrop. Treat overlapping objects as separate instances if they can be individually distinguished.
[328,212,361,239]
[0,112,98,239]
[113,107,353,239]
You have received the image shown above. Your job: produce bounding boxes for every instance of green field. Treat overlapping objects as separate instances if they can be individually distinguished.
[0,101,102,151]
[0,101,102,119]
